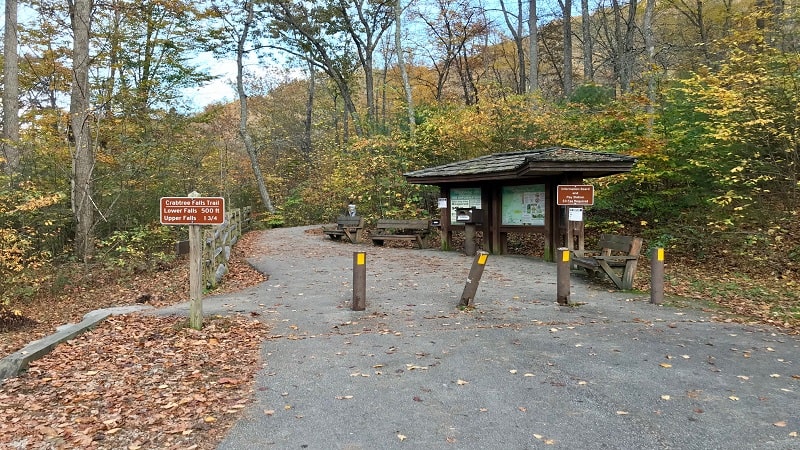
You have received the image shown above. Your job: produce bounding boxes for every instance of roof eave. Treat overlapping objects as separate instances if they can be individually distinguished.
[405,162,635,185]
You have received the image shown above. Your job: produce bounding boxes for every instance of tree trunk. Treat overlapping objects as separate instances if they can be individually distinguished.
[499,0,527,94]
[528,0,539,92]
[611,0,624,94]
[644,0,657,123]
[561,0,573,97]
[581,0,594,82]
[301,59,315,157]
[69,0,95,261]
[2,0,20,177]
[237,1,274,213]
[622,0,639,93]
[395,0,415,135]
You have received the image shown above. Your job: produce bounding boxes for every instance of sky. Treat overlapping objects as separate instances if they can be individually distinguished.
[181,54,240,111]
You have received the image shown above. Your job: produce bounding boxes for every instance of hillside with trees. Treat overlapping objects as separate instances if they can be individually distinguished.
[1,0,798,332]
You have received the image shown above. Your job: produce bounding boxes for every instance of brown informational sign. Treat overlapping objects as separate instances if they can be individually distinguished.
[557,185,594,206]
[160,196,225,225]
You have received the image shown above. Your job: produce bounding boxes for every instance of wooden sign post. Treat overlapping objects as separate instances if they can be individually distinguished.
[160,191,225,330]
[557,185,594,253]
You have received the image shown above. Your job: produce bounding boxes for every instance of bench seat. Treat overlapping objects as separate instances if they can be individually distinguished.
[370,219,431,249]
[322,215,364,243]
[572,234,643,290]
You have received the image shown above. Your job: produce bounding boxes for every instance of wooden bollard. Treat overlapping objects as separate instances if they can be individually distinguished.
[459,251,489,308]
[650,247,665,305]
[464,223,476,256]
[556,247,570,305]
[352,251,366,311]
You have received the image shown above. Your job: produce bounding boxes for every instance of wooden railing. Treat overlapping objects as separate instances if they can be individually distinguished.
[202,206,252,288]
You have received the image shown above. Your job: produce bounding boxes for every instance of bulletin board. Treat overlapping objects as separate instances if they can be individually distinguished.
[501,184,545,226]
[449,187,482,223]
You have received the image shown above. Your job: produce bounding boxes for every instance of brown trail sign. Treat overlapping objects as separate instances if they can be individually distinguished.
[556,185,594,206]
[160,196,225,225]
[160,193,226,329]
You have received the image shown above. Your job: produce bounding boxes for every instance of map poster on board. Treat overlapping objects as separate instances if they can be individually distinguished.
[501,184,546,226]
[450,187,481,223]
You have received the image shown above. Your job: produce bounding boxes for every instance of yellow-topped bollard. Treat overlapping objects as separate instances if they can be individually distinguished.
[650,248,665,305]
[352,251,366,311]
[557,247,570,305]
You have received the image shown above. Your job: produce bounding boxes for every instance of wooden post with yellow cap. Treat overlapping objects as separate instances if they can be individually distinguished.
[650,248,665,305]
[556,247,570,305]
[352,251,367,311]
[459,251,489,308]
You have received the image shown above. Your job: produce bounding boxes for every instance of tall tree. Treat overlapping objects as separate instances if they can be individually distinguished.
[2,0,20,176]
[528,0,539,92]
[331,0,395,130]
[607,0,638,94]
[15,1,72,113]
[644,0,656,119]
[559,0,573,97]
[395,0,415,134]
[68,0,95,260]
[667,0,711,64]
[622,0,638,93]
[233,1,274,212]
[414,0,487,104]
[267,0,364,138]
[580,0,593,82]
[302,59,316,156]
[499,0,527,94]
[93,0,211,115]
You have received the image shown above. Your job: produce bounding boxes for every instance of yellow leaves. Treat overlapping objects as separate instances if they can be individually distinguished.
[8,191,67,213]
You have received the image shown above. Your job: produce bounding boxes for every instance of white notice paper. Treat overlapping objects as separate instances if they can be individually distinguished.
[569,207,584,222]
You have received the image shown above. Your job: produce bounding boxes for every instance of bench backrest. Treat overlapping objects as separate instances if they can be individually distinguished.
[375,219,430,231]
[337,215,363,227]
[598,234,643,256]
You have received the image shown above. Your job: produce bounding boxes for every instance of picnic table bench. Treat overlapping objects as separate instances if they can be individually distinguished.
[322,215,364,243]
[370,219,431,249]
[572,234,643,290]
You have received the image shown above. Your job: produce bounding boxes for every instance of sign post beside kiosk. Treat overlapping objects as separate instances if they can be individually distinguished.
[557,185,594,253]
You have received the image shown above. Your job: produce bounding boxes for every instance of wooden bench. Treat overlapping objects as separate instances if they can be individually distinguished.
[572,234,643,290]
[370,219,431,249]
[322,215,364,243]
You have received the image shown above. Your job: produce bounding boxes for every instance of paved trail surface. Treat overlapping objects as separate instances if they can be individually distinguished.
[158,226,799,449]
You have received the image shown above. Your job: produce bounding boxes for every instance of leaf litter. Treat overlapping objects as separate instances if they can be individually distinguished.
[0,314,267,449]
